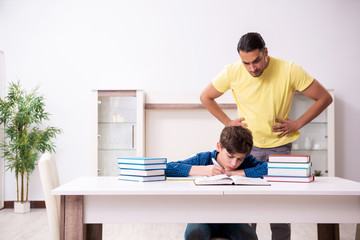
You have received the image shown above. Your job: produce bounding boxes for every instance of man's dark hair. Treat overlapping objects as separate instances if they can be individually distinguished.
[219,126,253,155]
[237,32,266,53]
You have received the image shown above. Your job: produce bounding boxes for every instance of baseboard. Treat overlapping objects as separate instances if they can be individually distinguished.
[4,201,46,208]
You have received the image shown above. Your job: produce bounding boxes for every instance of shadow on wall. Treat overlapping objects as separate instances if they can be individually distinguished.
[334,96,360,181]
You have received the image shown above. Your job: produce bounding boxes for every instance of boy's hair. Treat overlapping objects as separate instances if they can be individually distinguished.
[219,126,253,155]
[237,32,266,53]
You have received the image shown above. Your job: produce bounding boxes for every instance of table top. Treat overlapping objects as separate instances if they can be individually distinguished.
[51,176,360,196]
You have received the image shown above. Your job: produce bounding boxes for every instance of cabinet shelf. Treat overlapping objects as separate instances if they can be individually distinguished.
[145,103,236,110]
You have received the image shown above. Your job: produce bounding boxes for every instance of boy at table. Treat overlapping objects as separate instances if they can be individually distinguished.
[166,125,267,240]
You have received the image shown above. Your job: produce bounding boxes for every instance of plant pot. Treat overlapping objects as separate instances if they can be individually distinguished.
[14,201,30,213]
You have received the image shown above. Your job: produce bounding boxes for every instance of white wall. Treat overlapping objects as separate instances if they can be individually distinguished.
[0,0,360,200]
[145,92,238,162]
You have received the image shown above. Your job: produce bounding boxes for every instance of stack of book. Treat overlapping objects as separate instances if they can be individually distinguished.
[263,154,315,183]
[117,157,167,182]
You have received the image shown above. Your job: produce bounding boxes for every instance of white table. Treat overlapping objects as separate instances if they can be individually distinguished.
[52,177,360,240]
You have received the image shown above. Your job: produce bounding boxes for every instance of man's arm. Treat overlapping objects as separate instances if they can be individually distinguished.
[273,79,333,137]
[200,83,247,127]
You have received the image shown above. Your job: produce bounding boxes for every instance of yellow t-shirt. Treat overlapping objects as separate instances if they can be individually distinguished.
[212,56,314,148]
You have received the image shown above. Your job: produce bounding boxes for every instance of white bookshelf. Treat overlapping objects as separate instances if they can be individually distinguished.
[91,90,335,178]
[289,90,335,177]
[91,90,145,176]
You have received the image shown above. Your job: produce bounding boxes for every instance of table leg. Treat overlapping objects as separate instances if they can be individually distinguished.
[85,224,103,240]
[60,195,86,240]
[317,224,339,240]
[355,224,360,240]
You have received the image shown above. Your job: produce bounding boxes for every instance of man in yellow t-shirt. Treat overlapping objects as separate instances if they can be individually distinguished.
[200,32,333,240]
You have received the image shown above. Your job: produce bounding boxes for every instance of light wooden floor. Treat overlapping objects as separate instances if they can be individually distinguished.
[0,208,357,240]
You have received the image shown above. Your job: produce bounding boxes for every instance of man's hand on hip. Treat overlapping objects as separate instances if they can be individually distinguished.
[273,119,300,138]
[227,117,248,127]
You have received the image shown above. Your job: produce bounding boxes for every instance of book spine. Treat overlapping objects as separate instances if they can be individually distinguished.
[264,180,313,183]
[267,174,311,177]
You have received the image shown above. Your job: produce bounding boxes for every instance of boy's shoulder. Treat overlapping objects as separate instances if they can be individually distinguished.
[195,150,217,160]
[246,154,256,159]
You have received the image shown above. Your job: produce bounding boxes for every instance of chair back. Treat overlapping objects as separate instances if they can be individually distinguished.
[38,153,60,240]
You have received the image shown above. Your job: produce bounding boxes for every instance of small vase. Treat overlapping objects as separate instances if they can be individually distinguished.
[304,137,312,150]
[14,201,30,213]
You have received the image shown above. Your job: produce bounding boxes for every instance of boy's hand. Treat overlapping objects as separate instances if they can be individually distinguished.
[188,165,225,176]
[205,165,226,176]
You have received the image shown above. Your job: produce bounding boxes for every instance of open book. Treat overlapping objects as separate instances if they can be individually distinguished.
[194,174,270,186]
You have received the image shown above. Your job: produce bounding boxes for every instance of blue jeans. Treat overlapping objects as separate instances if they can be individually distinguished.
[184,223,258,240]
[250,143,292,240]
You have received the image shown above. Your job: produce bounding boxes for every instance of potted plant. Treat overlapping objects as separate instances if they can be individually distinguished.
[0,81,61,213]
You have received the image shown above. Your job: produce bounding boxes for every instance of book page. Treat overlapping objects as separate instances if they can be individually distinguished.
[230,175,270,185]
[207,174,230,181]
[194,174,233,185]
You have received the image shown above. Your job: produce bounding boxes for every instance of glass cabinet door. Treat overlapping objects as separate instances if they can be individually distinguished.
[96,90,144,176]
[289,90,334,176]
